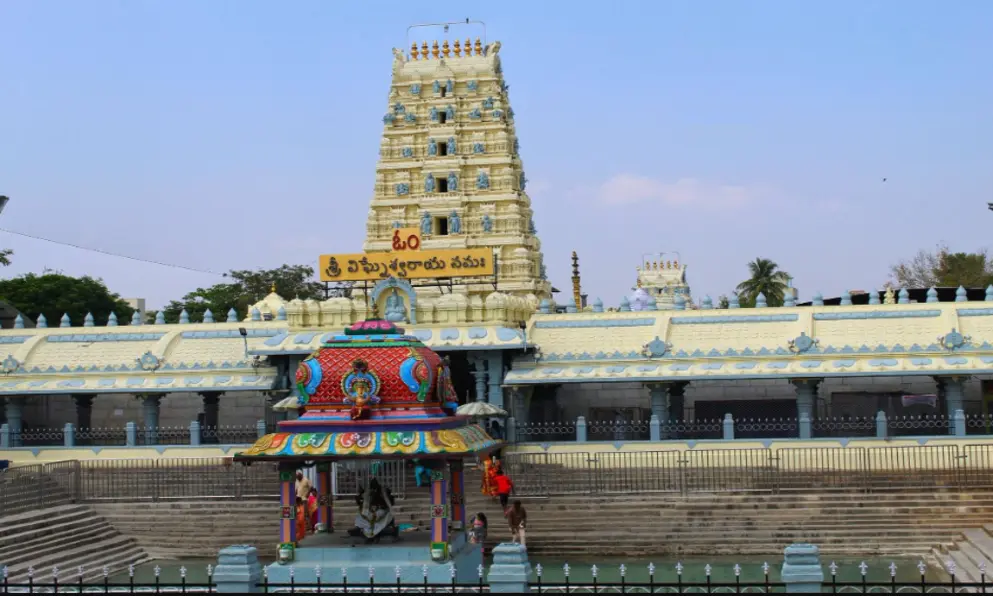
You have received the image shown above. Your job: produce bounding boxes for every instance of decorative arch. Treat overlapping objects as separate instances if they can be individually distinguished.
[371,277,418,324]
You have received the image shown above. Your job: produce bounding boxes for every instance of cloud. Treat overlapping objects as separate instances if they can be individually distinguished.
[596,175,757,209]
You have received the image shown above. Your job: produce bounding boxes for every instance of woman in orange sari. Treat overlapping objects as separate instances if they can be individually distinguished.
[295,496,308,541]
[481,456,495,496]
[486,458,501,497]
[307,488,319,531]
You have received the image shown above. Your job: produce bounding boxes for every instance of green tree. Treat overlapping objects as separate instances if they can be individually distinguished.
[0,273,135,326]
[0,249,12,267]
[717,295,730,309]
[889,244,993,289]
[159,264,325,323]
[735,258,792,307]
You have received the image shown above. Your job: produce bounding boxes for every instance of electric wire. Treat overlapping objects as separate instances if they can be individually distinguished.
[0,227,227,277]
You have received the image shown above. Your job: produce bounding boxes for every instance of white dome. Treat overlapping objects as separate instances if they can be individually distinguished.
[629,288,652,311]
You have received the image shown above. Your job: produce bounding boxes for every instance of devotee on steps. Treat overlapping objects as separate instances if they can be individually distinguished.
[296,471,312,501]
[508,500,527,548]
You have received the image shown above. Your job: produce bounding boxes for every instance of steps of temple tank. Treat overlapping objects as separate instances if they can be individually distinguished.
[932,524,993,583]
[0,505,149,583]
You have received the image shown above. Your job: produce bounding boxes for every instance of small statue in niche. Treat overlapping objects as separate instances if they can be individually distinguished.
[404,112,416,123]
[445,105,456,120]
[430,107,439,122]
[395,183,409,196]
[428,139,437,156]
[424,174,435,193]
[467,80,478,92]
[476,171,490,190]
[513,138,520,154]
[392,221,402,229]
[410,84,421,95]
[449,210,462,234]
[519,172,527,190]
[508,107,515,119]
[472,142,485,154]
[383,113,395,124]
[446,79,454,94]
[420,212,432,235]
[492,109,503,119]
[402,147,413,158]
[384,289,407,323]
[448,172,459,192]
[469,108,481,120]
[432,80,440,94]
[482,97,494,109]
[393,103,405,114]
[447,137,457,155]
[481,214,493,233]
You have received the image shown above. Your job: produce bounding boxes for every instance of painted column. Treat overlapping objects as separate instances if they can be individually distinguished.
[4,397,23,447]
[316,462,333,532]
[668,382,688,422]
[278,466,298,545]
[73,394,94,431]
[939,376,966,419]
[429,468,450,558]
[792,380,820,439]
[449,459,466,531]
[486,352,505,408]
[200,392,221,443]
[647,384,668,439]
[142,395,161,445]
[472,356,488,402]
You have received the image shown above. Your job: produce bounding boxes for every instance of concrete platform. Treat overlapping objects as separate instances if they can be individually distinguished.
[264,530,482,585]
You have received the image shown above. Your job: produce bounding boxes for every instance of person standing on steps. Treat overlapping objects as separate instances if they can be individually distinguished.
[494,468,514,512]
[295,470,312,501]
[507,500,527,549]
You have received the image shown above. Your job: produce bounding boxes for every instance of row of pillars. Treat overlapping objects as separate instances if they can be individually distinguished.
[277,460,467,554]
[1,391,225,448]
[470,352,505,407]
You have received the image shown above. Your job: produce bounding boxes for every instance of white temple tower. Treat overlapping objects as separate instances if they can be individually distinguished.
[363,38,552,306]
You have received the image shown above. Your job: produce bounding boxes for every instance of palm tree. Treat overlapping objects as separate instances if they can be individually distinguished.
[735,258,792,307]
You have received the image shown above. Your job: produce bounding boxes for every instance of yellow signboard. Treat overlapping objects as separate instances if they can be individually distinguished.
[319,229,495,282]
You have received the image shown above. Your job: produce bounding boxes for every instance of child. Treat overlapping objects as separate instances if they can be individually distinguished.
[468,512,488,544]
[493,469,514,512]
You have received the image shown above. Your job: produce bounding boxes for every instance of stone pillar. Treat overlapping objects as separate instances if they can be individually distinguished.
[780,543,824,593]
[472,356,488,402]
[214,545,263,593]
[647,384,668,439]
[429,468,450,559]
[792,379,820,438]
[486,353,504,408]
[142,395,162,445]
[73,394,94,431]
[200,392,221,443]
[316,462,333,532]
[487,543,532,593]
[278,466,298,545]
[937,376,966,420]
[4,397,24,447]
[668,382,688,422]
[449,459,466,531]
[511,388,529,426]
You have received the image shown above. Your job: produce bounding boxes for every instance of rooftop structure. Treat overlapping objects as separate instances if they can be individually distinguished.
[630,254,692,310]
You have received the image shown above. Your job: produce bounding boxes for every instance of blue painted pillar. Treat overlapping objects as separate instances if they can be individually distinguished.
[649,415,661,441]
[722,413,735,440]
[142,395,162,445]
[63,422,75,447]
[647,384,668,429]
[576,416,587,442]
[487,352,504,409]
[792,380,820,439]
[487,543,532,593]
[781,543,824,593]
[472,356,487,402]
[875,411,888,438]
[4,397,24,447]
[214,545,263,593]
[940,376,966,420]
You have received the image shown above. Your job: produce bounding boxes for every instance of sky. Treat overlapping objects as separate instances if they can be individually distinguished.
[2,1,992,311]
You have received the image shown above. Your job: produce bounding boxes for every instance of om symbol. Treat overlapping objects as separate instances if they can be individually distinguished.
[392,229,420,251]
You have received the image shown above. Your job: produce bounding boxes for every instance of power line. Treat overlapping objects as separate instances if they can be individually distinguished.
[0,227,228,277]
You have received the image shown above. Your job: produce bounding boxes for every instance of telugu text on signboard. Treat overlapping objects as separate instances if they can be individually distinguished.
[319,229,495,282]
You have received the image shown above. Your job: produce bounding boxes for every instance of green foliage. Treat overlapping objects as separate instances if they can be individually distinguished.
[159,264,325,324]
[0,273,135,326]
[889,244,993,289]
[0,249,12,267]
[716,295,730,309]
[735,258,792,308]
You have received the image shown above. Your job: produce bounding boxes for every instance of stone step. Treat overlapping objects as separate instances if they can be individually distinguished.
[0,511,107,550]
[0,526,119,568]
[0,506,95,541]
[4,536,141,582]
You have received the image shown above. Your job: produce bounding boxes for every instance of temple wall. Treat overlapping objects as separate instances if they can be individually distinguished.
[554,376,990,421]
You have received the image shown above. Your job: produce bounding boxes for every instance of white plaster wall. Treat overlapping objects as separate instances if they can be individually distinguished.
[554,376,990,422]
[19,391,267,430]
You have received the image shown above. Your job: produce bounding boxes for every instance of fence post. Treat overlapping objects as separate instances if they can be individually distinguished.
[576,416,587,442]
[781,543,824,593]
[650,414,661,441]
[214,545,263,593]
[0,423,9,449]
[64,423,75,448]
[875,411,887,438]
[190,420,202,446]
[506,416,517,443]
[798,412,812,440]
[125,422,137,447]
[256,419,266,439]
[954,409,966,436]
[722,414,734,440]
[487,543,532,593]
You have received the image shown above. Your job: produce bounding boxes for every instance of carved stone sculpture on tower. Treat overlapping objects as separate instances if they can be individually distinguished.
[385,289,407,323]
[420,212,432,235]
[450,211,462,234]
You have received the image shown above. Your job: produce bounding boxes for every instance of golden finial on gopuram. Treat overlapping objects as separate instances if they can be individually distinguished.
[665,260,671,269]
[410,42,419,60]
[421,41,429,59]
[270,282,277,294]
[636,277,642,288]
[673,260,679,268]
[474,37,482,55]
[454,39,462,56]
[465,38,472,56]
[432,40,440,59]
[651,260,657,270]
[442,40,450,57]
